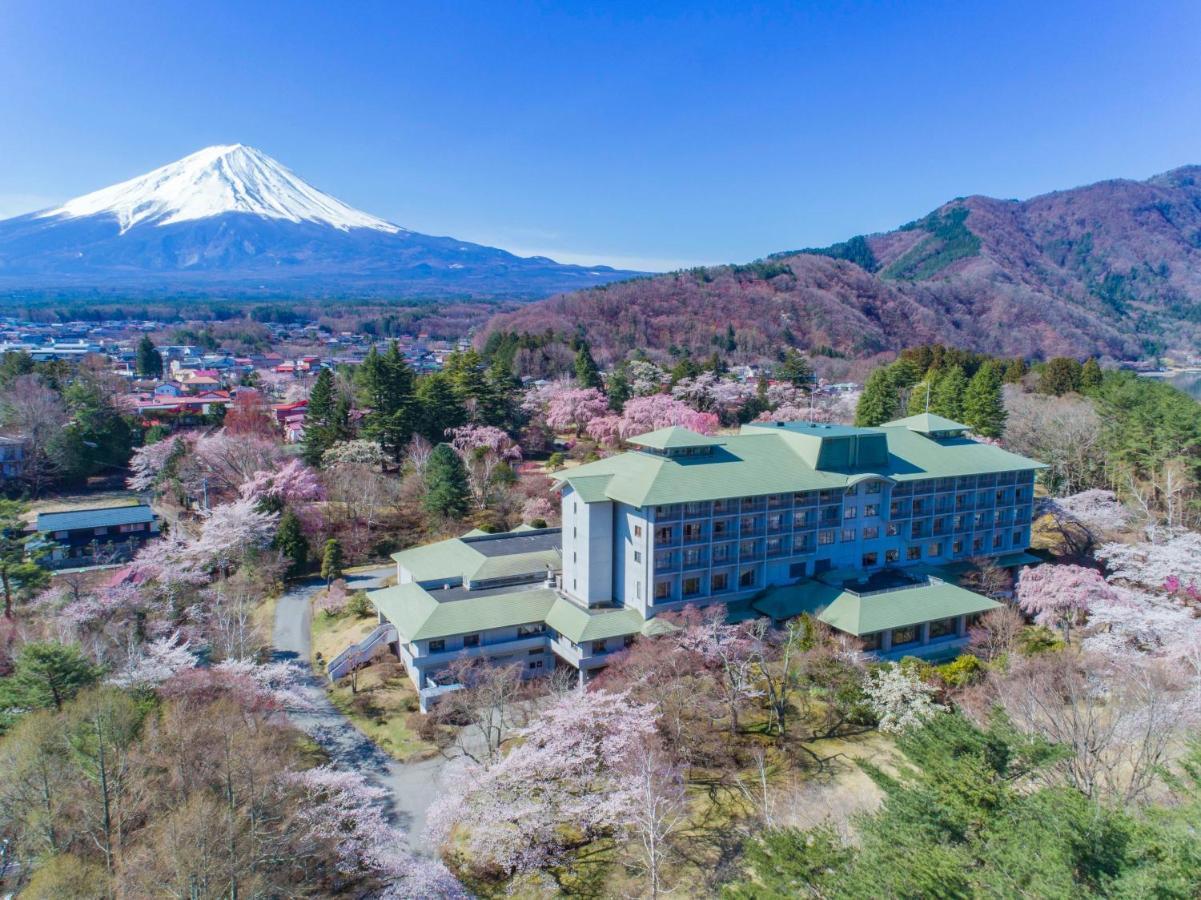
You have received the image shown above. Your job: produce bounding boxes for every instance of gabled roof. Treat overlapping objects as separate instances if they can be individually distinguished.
[369,582,559,641]
[545,598,643,643]
[391,527,561,587]
[628,426,723,451]
[882,413,970,435]
[37,504,156,532]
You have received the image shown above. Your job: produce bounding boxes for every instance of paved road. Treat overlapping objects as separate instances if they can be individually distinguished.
[272,567,446,852]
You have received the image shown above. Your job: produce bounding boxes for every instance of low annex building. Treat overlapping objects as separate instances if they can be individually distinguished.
[360,416,1044,707]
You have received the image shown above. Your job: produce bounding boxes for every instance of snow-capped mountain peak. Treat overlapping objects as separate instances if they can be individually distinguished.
[38,144,404,234]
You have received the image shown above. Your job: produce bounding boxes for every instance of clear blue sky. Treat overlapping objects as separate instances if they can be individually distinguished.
[2,1,1200,270]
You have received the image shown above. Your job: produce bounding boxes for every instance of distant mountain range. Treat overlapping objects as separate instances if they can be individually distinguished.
[487,166,1201,362]
[0,145,641,299]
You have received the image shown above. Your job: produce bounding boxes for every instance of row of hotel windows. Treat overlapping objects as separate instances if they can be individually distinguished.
[650,473,1035,520]
[650,567,756,601]
[652,503,1032,545]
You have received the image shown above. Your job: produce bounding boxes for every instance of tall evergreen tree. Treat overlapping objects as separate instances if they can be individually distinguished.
[1002,358,1027,384]
[414,373,467,443]
[423,443,470,519]
[135,336,163,378]
[302,368,338,466]
[1080,357,1103,393]
[1040,357,1083,396]
[855,367,899,426]
[320,538,344,586]
[962,362,1007,437]
[775,350,814,388]
[906,374,939,416]
[273,509,309,577]
[929,365,967,421]
[574,341,603,390]
[356,343,416,459]
[605,364,631,413]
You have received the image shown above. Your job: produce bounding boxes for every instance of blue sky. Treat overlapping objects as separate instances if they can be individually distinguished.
[2,1,1200,270]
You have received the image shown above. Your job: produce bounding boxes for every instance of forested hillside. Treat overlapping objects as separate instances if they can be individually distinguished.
[485,166,1201,367]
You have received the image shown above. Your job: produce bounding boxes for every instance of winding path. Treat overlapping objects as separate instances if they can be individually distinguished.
[272,567,445,851]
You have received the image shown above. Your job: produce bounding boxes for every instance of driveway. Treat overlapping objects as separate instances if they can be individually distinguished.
[272,566,446,852]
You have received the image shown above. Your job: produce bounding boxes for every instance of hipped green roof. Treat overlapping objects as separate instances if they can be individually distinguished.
[545,599,644,643]
[391,530,560,586]
[558,421,1044,507]
[369,582,559,642]
[882,413,970,434]
[752,577,1000,636]
[628,426,724,450]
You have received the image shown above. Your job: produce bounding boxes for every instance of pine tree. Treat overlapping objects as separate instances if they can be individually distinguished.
[136,336,163,378]
[302,368,338,466]
[574,341,603,390]
[356,343,415,459]
[423,443,470,519]
[1002,358,1027,384]
[605,365,631,413]
[962,362,1007,437]
[906,374,939,416]
[1039,357,1083,396]
[414,373,466,443]
[930,365,968,421]
[273,509,309,577]
[855,367,899,426]
[320,538,344,586]
[1080,357,1103,393]
[775,350,814,388]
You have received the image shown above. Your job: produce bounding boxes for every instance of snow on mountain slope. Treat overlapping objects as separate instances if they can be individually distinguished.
[38,144,404,234]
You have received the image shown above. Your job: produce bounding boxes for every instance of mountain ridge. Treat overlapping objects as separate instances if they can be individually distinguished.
[484,165,1201,363]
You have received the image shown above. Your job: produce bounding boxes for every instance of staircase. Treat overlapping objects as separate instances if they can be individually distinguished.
[327,622,397,681]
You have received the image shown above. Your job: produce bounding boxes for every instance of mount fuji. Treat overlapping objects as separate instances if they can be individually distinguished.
[0,145,641,298]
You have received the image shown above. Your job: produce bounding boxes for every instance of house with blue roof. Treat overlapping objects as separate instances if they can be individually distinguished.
[33,503,160,568]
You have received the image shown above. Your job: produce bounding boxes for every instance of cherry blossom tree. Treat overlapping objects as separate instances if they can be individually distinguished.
[190,497,280,574]
[676,607,764,734]
[1016,563,1117,640]
[617,394,719,439]
[127,433,189,493]
[427,688,659,876]
[284,766,464,898]
[1099,531,1201,595]
[183,432,286,503]
[239,458,325,509]
[545,387,609,435]
[521,496,556,526]
[109,632,199,689]
[585,414,623,447]
[1047,489,1131,535]
[446,424,523,508]
[862,663,946,734]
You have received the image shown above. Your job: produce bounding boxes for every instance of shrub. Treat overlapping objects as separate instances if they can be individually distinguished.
[936,654,985,688]
[346,591,372,619]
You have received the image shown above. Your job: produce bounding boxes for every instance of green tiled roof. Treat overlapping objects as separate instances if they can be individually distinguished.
[752,578,1001,636]
[368,582,559,642]
[882,413,969,434]
[628,426,724,450]
[391,529,561,586]
[545,599,644,643]
[558,422,1044,507]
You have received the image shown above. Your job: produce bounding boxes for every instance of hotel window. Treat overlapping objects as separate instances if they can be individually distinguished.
[713,544,730,562]
[862,551,878,567]
[741,497,757,510]
[636,581,642,599]
[713,499,729,513]
[685,502,704,516]
[865,481,882,494]
[861,632,882,651]
[819,530,835,545]
[713,519,728,536]
[656,526,673,543]
[885,548,900,563]
[742,516,759,533]
[684,523,703,541]
[907,546,921,561]
[634,525,642,537]
[972,537,984,553]
[712,572,729,591]
[428,639,445,652]
[892,625,918,646]
[863,526,879,540]
[739,540,756,557]
[841,528,856,542]
[739,567,757,588]
[1013,529,1023,544]
[683,548,702,568]
[656,505,674,516]
[886,522,899,537]
[994,533,1004,549]
[929,617,957,639]
[864,504,879,518]
[683,576,701,596]
[928,542,942,557]
[655,581,671,600]
[463,634,480,648]
[793,510,809,527]
[593,639,608,653]
[766,537,782,555]
[633,550,642,563]
[768,513,783,530]
[844,506,857,520]
[845,484,859,496]
[952,540,963,555]
[529,660,544,670]
[517,623,546,637]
